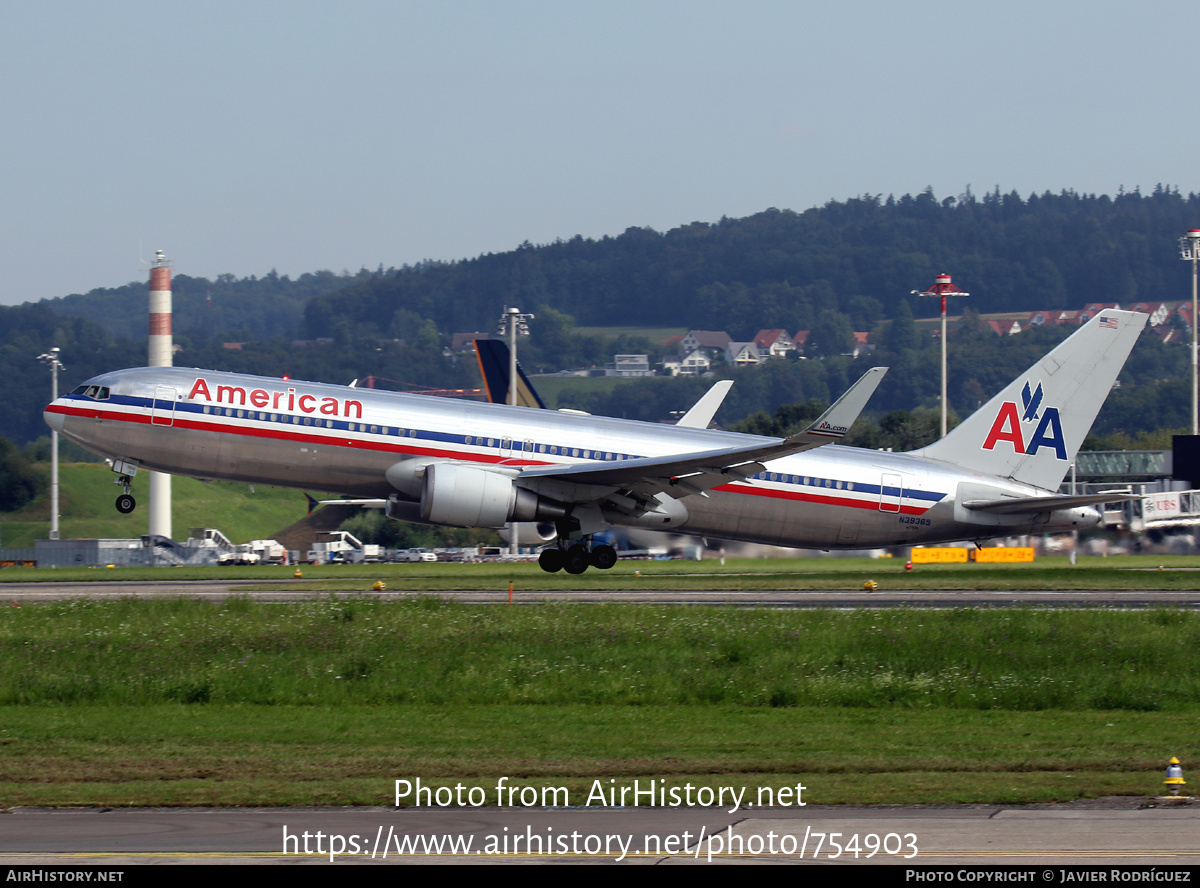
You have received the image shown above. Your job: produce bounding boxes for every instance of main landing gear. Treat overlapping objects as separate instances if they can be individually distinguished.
[538,538,618,574]
[115,475,136,514]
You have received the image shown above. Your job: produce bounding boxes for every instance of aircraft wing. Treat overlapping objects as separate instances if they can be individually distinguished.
[517,367,886,503]
[962,490,1139,514]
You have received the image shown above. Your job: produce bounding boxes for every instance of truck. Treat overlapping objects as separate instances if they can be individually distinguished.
[245,539,289,564]
[306,531,384,564]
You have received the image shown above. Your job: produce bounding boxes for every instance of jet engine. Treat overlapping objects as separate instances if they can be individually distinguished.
[420,463,565,529]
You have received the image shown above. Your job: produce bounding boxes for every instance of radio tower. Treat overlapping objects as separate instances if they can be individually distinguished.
[148,250,173,540]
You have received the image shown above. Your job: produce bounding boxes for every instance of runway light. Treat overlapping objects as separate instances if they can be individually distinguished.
[863,579,880,591]
[905,561,914,571]
[372,581,386,592]
[1165,757,1187,796]
[293,568,303,578]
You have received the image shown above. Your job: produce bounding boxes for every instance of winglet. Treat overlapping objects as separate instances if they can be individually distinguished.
[725,365,888,464]
[785,366,887,448]
[676,380,734,429]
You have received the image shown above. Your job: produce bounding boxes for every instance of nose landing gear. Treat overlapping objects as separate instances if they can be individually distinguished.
[114,474,136,514]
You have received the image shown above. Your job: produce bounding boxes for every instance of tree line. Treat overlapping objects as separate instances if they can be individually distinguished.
[6,186,1198,447]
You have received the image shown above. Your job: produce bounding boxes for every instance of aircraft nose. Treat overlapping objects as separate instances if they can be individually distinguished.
[44,404,65,433]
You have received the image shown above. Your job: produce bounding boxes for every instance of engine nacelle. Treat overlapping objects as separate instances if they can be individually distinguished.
[421,464,512,527]
[497,521,558,544]
[420,464,566,529]
[386,458,442,498]
[385,497,436,526]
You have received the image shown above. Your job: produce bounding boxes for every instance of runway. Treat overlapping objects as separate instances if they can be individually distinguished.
[1,801,1198,865]
[3,579,1200,608]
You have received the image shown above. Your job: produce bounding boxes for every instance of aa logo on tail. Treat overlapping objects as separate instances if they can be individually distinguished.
[982,380,1066,460]
[1020,381,1043,422]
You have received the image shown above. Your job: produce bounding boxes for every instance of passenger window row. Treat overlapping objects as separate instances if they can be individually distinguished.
[461,436,630,461]
[752,472,855,491]
[194,403,636,461]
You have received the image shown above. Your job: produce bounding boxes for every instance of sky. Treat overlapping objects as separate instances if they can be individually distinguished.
[4,0,1199,305]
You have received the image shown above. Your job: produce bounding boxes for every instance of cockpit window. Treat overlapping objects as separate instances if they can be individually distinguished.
[72,385,110,400]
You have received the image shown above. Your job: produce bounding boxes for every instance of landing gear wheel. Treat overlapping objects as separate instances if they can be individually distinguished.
[564,544,590,575]
[589,544,618,570]
[115,494,136,514]
[538,548,564,573]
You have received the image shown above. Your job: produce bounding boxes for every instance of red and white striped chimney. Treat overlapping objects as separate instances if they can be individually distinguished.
[149,250,173,368]
[148,250,172,540]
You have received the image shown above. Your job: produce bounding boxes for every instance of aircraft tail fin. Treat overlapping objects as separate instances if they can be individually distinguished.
[473,339,547,408]
[914,310,1147,491]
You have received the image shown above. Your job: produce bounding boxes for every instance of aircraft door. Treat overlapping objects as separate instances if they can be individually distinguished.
[150,386,178,427]
[879,473,903,512]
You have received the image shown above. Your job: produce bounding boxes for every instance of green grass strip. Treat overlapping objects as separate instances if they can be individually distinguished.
[2,598,1199,709]
[4,598,1199,807]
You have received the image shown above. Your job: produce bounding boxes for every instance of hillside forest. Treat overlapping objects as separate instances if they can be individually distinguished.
[2,186,1195,457]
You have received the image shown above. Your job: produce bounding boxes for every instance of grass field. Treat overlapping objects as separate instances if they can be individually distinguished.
[2,593,1199,807]
[0,462,312,548]
[5,596,1199,709]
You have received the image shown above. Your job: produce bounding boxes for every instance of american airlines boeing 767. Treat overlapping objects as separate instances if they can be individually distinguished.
[44,310,1146,573]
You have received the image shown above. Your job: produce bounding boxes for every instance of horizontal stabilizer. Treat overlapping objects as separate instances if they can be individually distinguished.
[310,496,387,510]
[963,490,1138,514]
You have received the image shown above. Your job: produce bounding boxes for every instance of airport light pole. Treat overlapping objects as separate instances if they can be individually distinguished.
[1180,230,1200,436]
[37,347,63,540]
[497,306,534,556]
[914,274,970,439]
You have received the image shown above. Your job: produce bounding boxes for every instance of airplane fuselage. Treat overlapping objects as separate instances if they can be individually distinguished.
[44,366,1097,549]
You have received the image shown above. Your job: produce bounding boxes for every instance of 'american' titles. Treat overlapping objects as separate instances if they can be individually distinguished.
[187,377,363,419]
